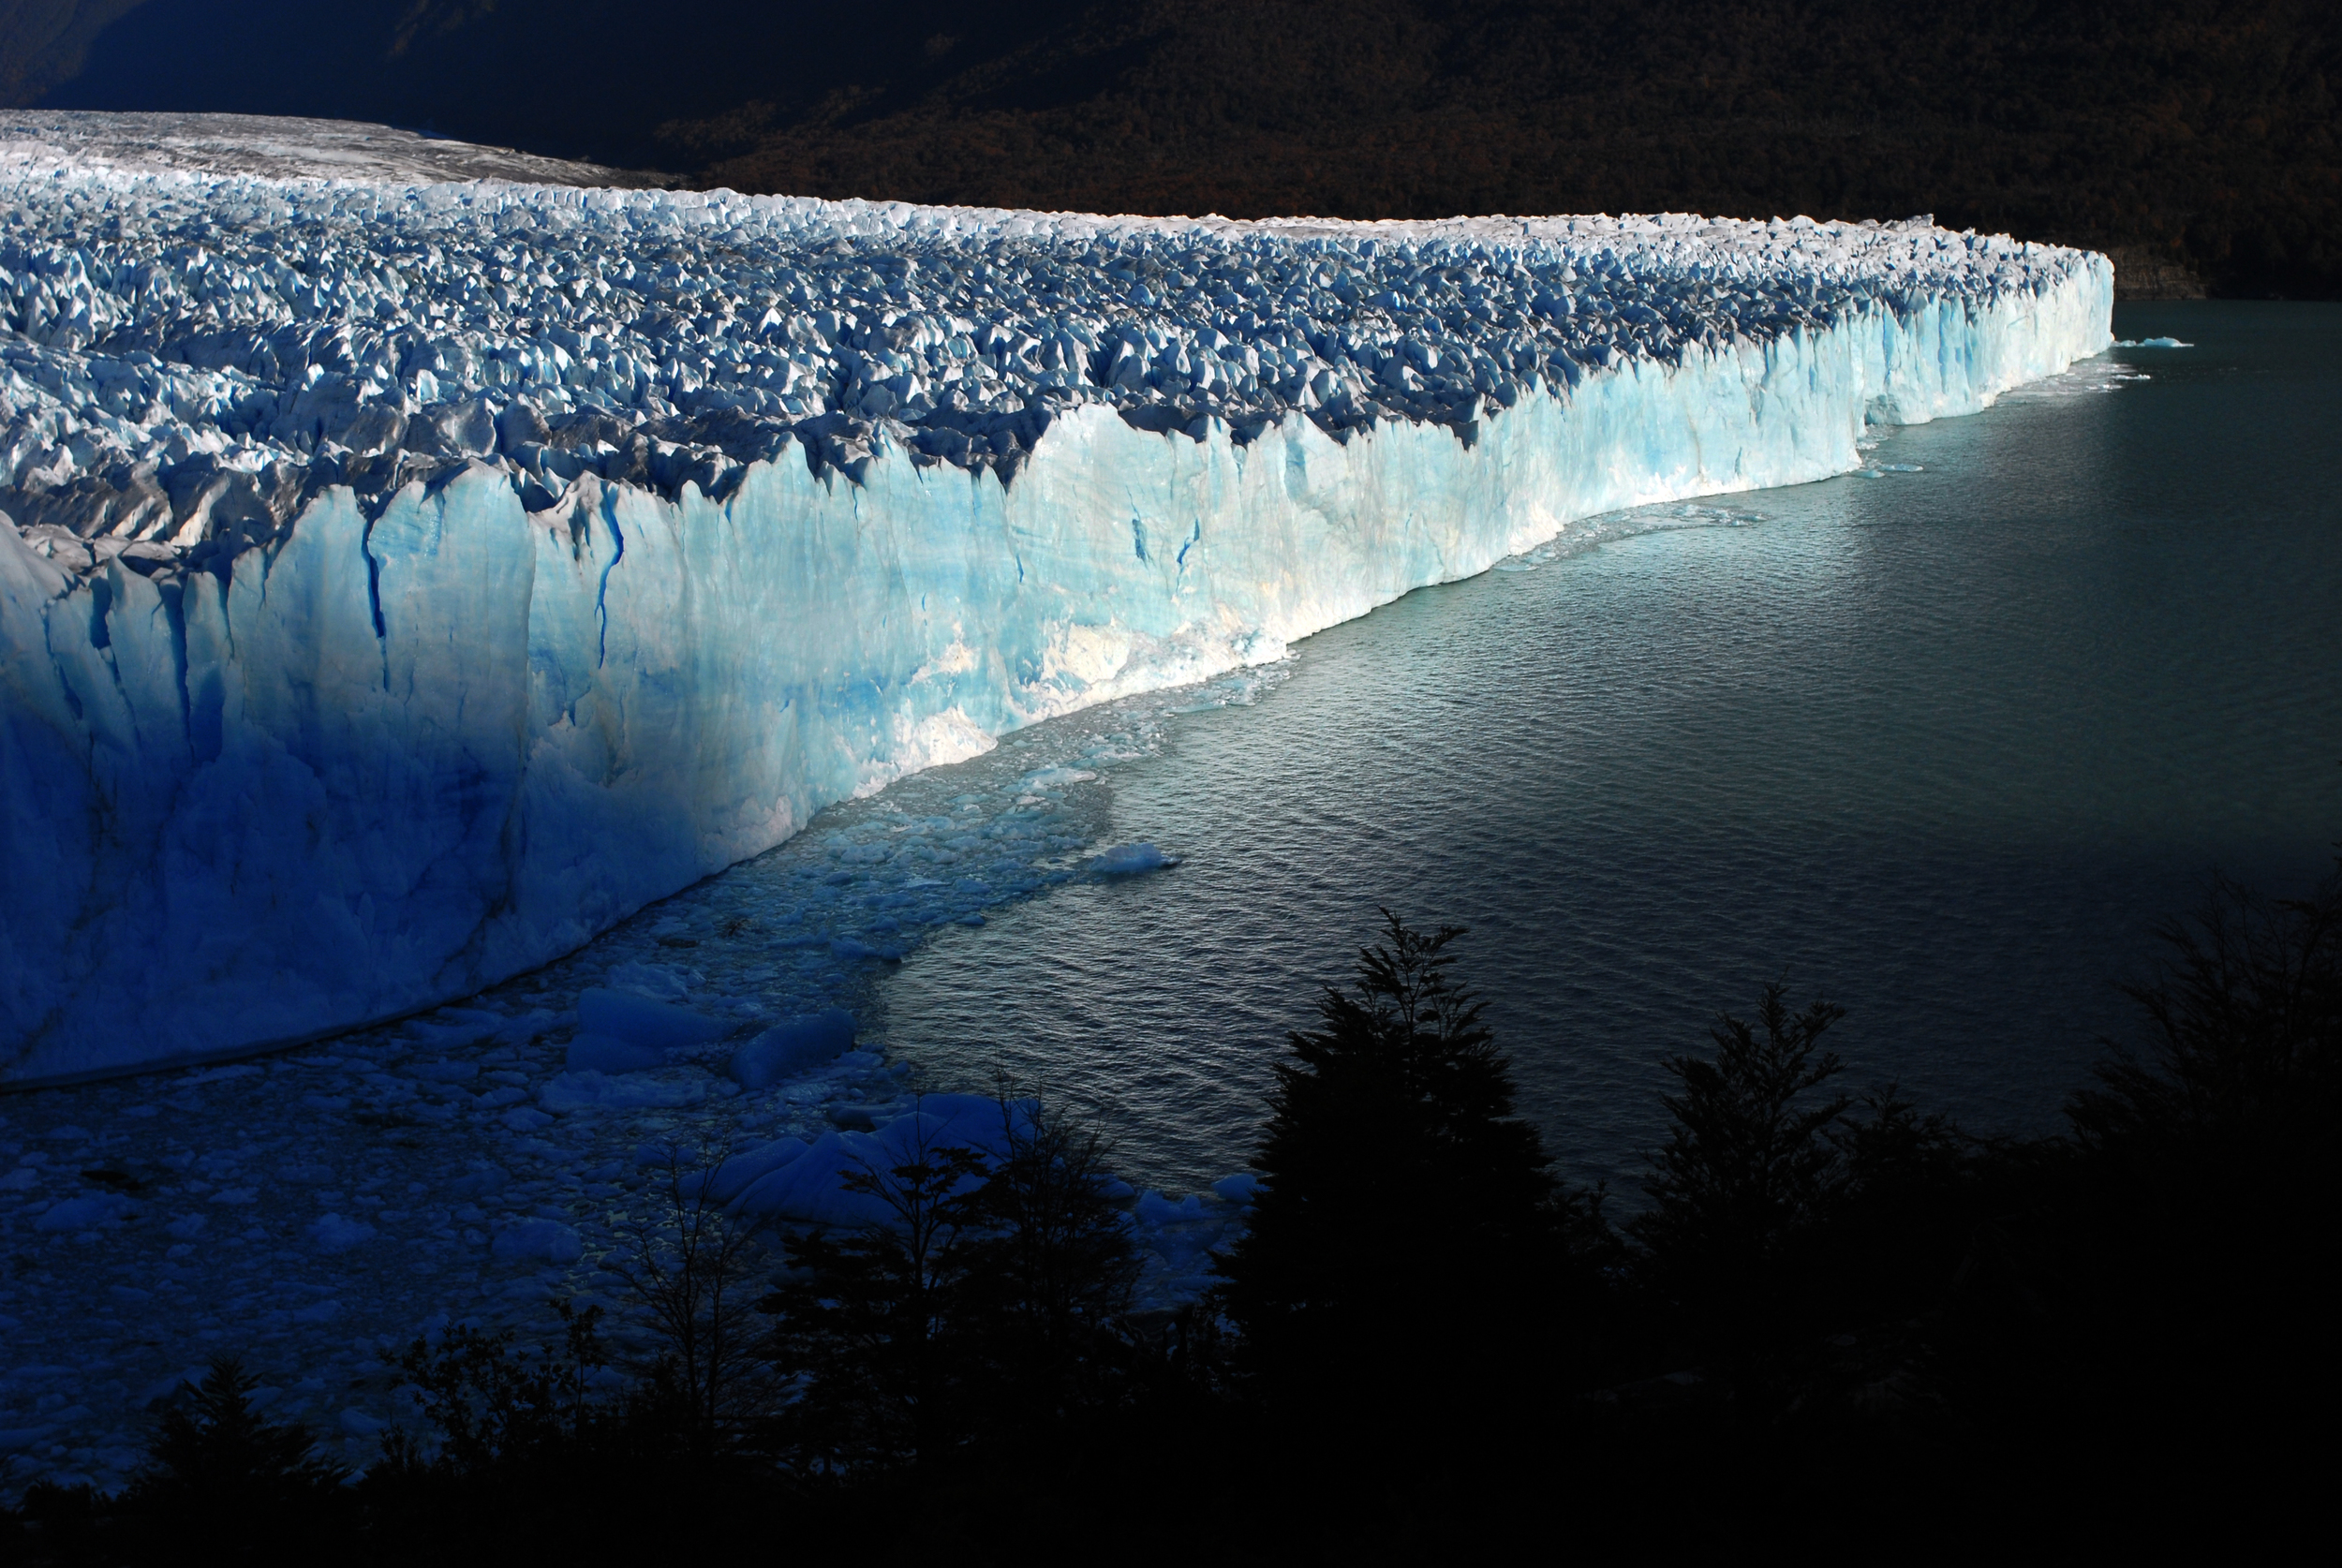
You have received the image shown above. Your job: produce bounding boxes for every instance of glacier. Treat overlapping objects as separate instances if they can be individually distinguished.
[0,117,2113,1084]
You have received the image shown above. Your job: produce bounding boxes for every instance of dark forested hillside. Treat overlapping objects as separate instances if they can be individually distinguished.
[7,0,2338,296]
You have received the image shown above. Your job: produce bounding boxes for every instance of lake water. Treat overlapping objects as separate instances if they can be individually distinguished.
[5,304,2335,1493]
[869,303,2342,1193]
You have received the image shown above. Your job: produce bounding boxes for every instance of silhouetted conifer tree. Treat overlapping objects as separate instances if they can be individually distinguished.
[123,1356,349,1556]
[1816,1083,1971,1314]
[1991,853,2342,1470]
[1632,981,1848,1333]
[1218,911,1570,1413]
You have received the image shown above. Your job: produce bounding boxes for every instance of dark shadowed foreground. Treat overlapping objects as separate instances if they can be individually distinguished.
[5,843,2335,1561]
[6,0,2338,298]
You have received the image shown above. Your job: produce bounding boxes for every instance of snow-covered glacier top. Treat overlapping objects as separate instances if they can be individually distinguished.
[0,115,2094,585]
[2,114,2109,1086]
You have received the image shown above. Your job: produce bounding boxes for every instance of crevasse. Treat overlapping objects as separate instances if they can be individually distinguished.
[0,149,2112,1082]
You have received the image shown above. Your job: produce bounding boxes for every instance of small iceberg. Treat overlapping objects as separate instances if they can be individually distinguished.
[729,1009,857,1089]
[2112,336,2192,348]
[1087,843,1181,876]
[1021,767,1099,790]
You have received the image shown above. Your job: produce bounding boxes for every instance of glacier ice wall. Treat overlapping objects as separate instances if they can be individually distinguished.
[0,134,2112,1081]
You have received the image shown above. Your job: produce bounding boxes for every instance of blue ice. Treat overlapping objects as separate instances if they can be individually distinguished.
[0,149,2114,1080]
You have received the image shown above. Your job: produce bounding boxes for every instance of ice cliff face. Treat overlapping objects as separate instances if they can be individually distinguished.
[0,122,2112,1082]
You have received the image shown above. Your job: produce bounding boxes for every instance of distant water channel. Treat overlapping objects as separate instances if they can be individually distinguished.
[872,303,2342,1193]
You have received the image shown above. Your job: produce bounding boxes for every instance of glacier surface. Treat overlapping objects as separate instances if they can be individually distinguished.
[0,118,2112,1082]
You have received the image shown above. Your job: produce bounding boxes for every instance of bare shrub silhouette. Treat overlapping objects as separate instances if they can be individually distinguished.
[605,1145,772,1457]
[2072,859,2342,1157]
[383,1302,610,1472]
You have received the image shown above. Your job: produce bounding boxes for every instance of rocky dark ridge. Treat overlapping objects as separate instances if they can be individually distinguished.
[4,0,2335,299]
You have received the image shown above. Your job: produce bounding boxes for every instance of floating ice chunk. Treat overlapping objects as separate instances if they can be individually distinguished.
[575,989,727,1050]
[540,1071,707,1113]
[2113,336,2192,348]
[445,1165,509,1200]
[1089,843,1179,876]
[0,1168,37,1191]
[564,1035,667,1075]
[501,1106,556,1132]
[137,1369,205,1409]
[1135,1191,1205,1223]
[704,1137,812,1204]
[163,1214,207,1240]
[900,1094,1039,1159]
[731,1097,1038,1223]
[730,1132,897,1227]
[340,1409,386,1437]
[728,1009,857,1089]
[305,1214,377,1252]
[408,1061,479,1084]
[403,1017,497,1049]
[290,1299,343,1324]
[603,962,692,1001]
[492,1219,584,1265]
[35,1193,132,1231]
[1211,1174,1261,1205]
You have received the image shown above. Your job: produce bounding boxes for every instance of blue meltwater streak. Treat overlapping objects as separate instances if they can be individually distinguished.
[867,303,2342,1193]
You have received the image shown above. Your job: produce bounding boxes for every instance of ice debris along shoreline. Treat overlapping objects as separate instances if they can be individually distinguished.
[0,990,1251,1497]
[2,119,2112,1080]
[0,684,1247,1497]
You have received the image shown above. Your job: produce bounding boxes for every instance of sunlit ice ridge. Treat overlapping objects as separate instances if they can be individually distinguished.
[0,120,2112,1082]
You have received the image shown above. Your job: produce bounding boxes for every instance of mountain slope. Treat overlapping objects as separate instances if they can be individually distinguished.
[7,0,2337,296]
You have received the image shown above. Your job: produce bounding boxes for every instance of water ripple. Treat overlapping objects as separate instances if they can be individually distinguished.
[875,303,2342,1192]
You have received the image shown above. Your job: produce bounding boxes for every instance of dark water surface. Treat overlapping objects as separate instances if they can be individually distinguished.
[875,303,2342,1193]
